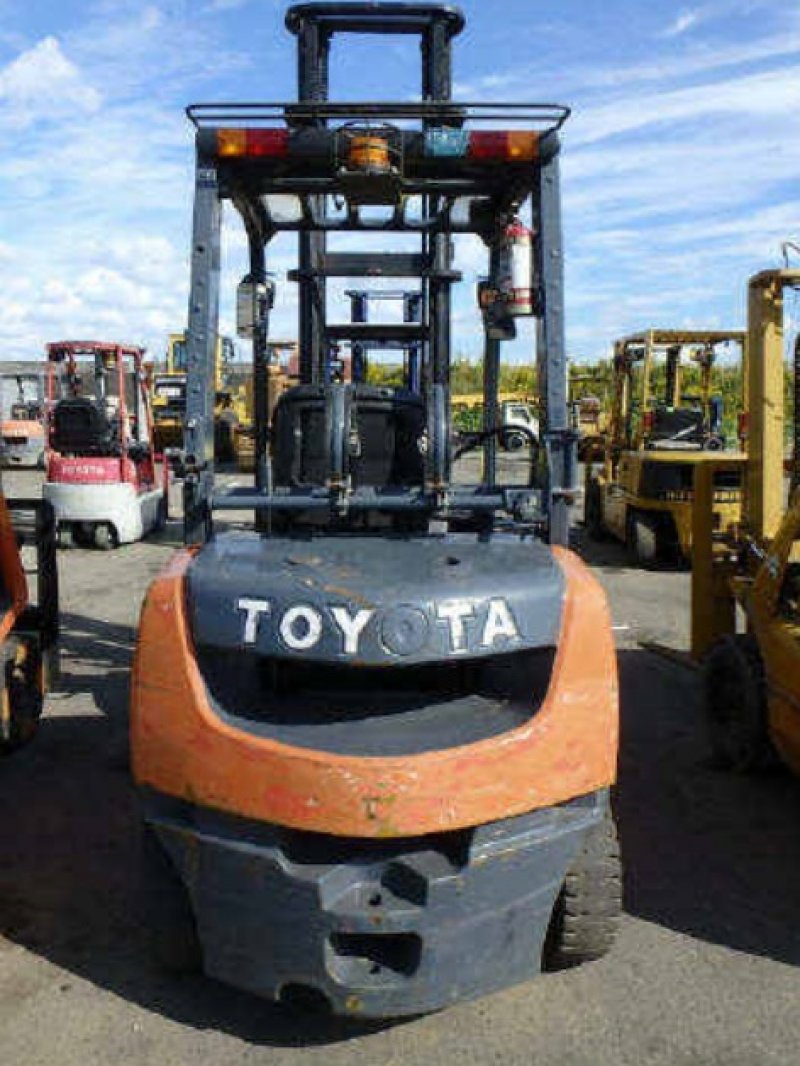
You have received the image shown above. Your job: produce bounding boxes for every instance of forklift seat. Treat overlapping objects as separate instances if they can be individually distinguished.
[49,397,120,457]
[648,406,705,448]
[272,384,425,488]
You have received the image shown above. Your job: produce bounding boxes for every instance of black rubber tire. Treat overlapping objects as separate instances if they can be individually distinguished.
[502,430,526,452]
[0,640,43,756]
[72,524,95,549]
[543,807,622,971]
[154,494,168,532]
[627,512,659,566]
[139,826,202,974]
[703,635,773,772]
[585,478,607,540]
[93,523,117,551]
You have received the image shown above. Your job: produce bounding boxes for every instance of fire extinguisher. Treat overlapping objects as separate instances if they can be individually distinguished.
[496,218,535,316]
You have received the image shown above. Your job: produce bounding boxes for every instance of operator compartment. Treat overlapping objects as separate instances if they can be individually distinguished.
[272,384,426,489]
[187,532,563,755]
[50,398,120,457]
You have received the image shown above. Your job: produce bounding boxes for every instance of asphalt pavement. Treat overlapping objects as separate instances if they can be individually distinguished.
[1,466,798,1066]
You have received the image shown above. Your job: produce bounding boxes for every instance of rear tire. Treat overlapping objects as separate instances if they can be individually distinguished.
[0,640,44,756]
[627,512,659,566]
[154,494,168,532]
[140,826,202,974]
[585,479,607,540]
[543,807,622,970]
[704,635,773,772]
[94,523,117,550]
[502,430,526,452]
[72,523,95,549]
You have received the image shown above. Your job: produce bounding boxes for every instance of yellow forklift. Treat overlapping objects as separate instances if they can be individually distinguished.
[233,341,296,472]
[586,329,746,565]
[151,332,238,467]
[693,266,800,772]
[569,368,610,463]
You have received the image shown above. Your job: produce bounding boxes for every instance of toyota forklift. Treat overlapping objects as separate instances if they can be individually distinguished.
[586,329,747,565]
[131,2,620,1017]
[0,370,46,469]
[43,342,168,548]
[692,264,800,774]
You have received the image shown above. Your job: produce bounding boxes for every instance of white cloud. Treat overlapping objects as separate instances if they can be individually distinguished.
[662,10,700,38]
[0,38,101,127]
[569,64,800,147]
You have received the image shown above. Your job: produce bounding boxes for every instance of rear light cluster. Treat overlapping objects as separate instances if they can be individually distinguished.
[215,126,538,162]
[425,128,538,161]
[217,128,290,157]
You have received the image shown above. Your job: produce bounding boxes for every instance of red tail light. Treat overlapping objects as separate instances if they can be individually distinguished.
[738,411,749,440]
[217,128,289,158]
[469,130,538,162]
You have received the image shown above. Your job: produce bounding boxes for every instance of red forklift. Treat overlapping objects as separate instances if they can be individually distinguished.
[43,342,168,549]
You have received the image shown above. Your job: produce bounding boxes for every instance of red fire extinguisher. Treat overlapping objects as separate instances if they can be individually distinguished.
[496,219,535,316]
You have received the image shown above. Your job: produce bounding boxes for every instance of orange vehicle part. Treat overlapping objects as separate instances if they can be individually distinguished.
[0,420,44,440]
[131,547,618,839]
[0,492,28,643]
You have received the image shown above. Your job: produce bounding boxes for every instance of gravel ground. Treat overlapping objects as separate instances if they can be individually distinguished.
[1,465,799,1066]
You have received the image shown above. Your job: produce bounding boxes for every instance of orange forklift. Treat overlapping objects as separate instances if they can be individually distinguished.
[131,2,620,1016]
[0,486,59,753]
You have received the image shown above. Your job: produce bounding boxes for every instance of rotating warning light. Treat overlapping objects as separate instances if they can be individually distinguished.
[346,133,391,172]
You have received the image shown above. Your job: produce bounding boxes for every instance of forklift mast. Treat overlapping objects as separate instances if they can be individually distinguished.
[182,1,573,545]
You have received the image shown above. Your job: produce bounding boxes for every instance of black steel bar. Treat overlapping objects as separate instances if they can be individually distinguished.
[318,252,427,276]
[285,4,466,40]
[482,251,500,490]
[187,101,570,128]
[325,322,427,341]
[211,491,510,513]
[295,14,328,385]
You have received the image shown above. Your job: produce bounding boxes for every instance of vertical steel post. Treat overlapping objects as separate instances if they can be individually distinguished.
[691,460,737,660]
[183,149,221,544]
[350,291,368,383]
[248,238,270,497]
[483,248,501,489]
[423,19,452,416]
[536,148,571,546]
[296,19,328,384]
[404,292,422,393]
[747,272,786,543]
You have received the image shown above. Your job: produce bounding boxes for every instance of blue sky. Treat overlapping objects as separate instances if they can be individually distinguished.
[1,0,799,366]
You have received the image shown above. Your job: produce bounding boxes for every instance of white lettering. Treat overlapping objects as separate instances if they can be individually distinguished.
[280,604,323,650]
[481,598,520,647]
[237,598,270,645]
[436,600,474,652]
[331,606,374,654]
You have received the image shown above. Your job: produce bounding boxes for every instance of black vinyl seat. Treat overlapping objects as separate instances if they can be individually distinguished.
[50,398,120,457]
[648,406,705,448]
[272,384,425,489]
